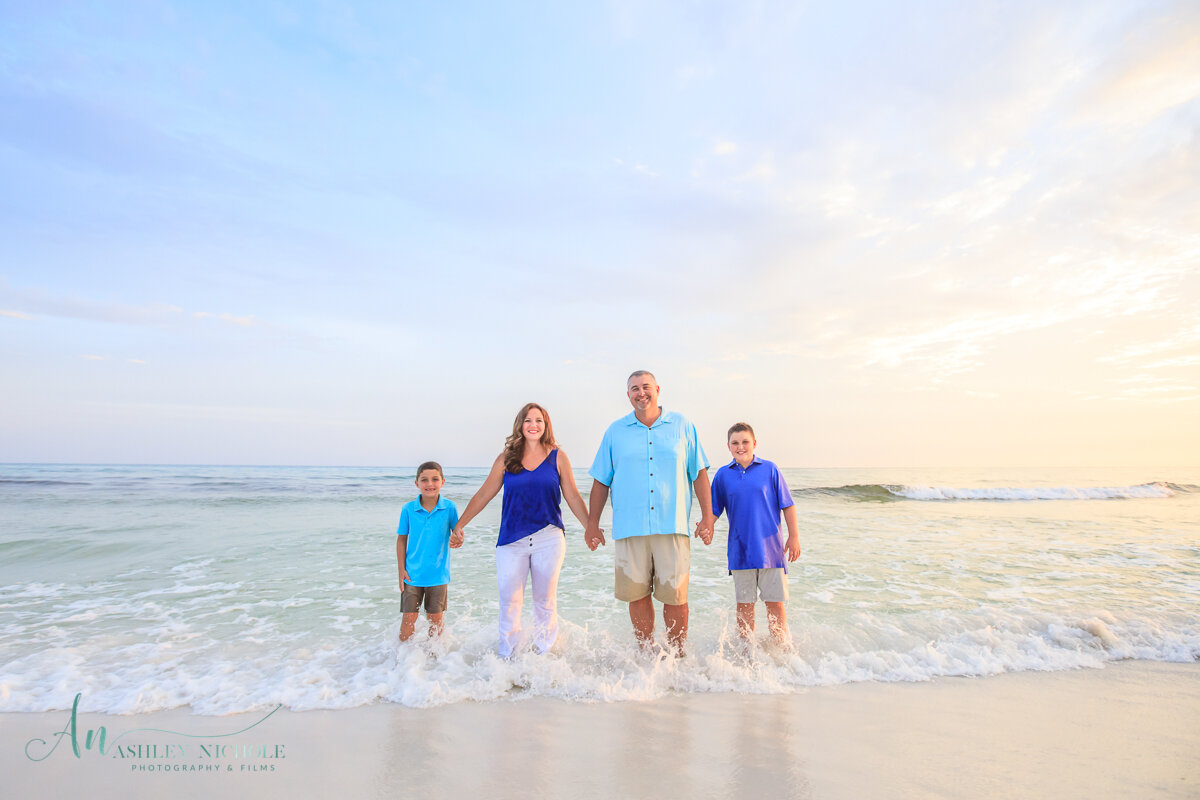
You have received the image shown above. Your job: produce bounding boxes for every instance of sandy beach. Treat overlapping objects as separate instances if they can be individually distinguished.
[4,660,1196,800]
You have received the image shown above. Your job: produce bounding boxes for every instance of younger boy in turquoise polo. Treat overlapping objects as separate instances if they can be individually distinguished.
[396,461,460,641]
[710,423,800,646]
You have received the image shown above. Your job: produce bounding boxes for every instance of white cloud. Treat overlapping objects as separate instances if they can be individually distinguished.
[737,155,774,182]
[1072,9,1200,129]
[1,284,263,331]
[924,173,1033,223]
[1098,323,1200,365]
[102,401,355,427]
[217,312,257,327]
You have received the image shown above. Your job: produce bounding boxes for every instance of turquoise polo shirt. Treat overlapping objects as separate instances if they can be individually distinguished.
[396,495,458,587]
[589,410,709,540]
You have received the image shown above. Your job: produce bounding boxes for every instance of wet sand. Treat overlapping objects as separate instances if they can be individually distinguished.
[3,661,1197,799]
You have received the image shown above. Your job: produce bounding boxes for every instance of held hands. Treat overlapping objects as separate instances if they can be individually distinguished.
[693,513,716,546]
[449,524,465,549]
[786,536,802,562]
[584,522,606,551]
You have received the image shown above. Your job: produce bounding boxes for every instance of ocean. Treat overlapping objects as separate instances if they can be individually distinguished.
[1,464,1197,714]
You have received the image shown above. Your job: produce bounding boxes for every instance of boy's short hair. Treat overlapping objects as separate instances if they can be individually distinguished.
[416,461,444,479]
[727,422,755,440]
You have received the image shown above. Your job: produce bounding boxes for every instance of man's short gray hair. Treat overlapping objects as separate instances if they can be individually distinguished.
[627,370,656,384]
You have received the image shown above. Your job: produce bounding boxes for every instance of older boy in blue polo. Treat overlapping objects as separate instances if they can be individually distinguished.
[710,422,800,646]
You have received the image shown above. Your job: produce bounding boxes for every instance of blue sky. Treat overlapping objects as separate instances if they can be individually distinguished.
[2,1,1197,466]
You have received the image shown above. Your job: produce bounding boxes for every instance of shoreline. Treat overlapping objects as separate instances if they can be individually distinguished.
[3,660,1197,799]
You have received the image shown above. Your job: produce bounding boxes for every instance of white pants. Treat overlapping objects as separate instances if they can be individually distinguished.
[496,524,566,658]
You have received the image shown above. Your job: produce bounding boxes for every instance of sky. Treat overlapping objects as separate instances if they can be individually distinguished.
[1,1,1198,468]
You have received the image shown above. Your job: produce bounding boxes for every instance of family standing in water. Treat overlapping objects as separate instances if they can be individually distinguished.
[393,370,802,656]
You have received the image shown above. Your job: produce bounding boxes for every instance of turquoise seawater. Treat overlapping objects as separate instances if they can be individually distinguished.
[1,464,1197,713]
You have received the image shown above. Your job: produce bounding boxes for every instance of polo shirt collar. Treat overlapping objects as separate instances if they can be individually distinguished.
[622,409,673,429]
[726,455,763,472]
[414,495,452,514]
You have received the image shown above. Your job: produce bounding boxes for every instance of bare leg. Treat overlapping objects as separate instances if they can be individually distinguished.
[663,602,689,654]
[427,612,445,638]
[764,601,788,645]
[628,595,655,647]
[736,602,756,643]
[400,612,419,642]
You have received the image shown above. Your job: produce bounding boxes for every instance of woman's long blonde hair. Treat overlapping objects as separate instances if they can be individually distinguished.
[503,402,557,473]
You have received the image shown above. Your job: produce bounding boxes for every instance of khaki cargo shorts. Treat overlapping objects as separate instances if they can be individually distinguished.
[401,583,448,614]
[614,533,690,605]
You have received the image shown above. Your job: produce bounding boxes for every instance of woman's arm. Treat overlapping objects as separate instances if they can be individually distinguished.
[556,449,592,531]
[451,454,506,544]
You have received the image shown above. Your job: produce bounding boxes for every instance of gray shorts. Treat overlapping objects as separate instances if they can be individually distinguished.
[401,583,448,614]
[732,568,788,604]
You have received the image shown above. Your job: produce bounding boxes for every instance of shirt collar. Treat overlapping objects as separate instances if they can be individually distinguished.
[622,409,672,429]
[726,455,763,471]
[414,495,451,514]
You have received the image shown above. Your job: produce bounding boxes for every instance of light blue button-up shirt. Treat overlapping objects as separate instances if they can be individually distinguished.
[589,410,709,540]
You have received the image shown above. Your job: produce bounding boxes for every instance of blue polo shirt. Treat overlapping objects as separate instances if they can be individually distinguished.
[711,456,794,571]
[396,495,459,587]
[589,410,709,540]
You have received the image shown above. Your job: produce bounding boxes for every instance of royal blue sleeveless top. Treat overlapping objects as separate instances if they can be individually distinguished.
[498,449,565,546]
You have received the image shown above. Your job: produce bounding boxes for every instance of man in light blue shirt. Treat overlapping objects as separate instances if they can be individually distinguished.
[585,370,715,653]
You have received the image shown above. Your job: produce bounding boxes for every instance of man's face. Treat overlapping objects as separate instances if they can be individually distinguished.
[626,374,660,413]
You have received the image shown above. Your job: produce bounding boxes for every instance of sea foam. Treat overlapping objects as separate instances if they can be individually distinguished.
[2,464,1197,714]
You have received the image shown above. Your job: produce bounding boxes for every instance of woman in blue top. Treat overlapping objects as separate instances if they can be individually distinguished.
[452,403,592,658]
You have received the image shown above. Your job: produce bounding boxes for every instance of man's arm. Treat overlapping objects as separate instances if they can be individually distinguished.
[692,468,715,545]
[584,479,609,551]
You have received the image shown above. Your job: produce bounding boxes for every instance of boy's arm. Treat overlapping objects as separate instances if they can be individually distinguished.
[396,535,409,587]
[584,479,608,551]
[691,468,715,545]
[783,505,801,561]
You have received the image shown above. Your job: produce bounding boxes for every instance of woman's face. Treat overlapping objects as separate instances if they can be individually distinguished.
[522,408,546,443]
